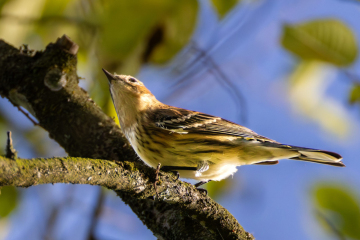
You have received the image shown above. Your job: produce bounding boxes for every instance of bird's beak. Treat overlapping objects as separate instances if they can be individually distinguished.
[102,68,116,83]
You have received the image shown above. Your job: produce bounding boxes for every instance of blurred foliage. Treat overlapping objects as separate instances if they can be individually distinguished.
[98,0,198,66]
[0,186,18,218]
[211,0,240,18]
[312,184,360,239]
[0,0,198,108]
[206,178,233,199]
[24,128,52,156]
[282,19,358,67]
[282,19,359,139]
[0,0,10,11]
[349,84,360,105]
[288,61,352,138]
[0,0,198,153]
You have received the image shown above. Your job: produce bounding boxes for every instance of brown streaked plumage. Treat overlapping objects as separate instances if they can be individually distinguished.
[102,69,344,182]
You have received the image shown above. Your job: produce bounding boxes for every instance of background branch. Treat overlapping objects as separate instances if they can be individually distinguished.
[0,36,253,240]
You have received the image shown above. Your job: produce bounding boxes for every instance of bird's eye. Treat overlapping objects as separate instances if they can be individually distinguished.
[129,77,137,83]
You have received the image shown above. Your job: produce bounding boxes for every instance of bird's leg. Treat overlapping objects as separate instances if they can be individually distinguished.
[194,180,212,195]
[149,165,197,200]
[160,166,198,180]
[160,163,211,195]
[194,180,211,188]
[193,161,211,194]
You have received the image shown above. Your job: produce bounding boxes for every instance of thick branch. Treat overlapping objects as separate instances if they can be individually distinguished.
[0,157,147,190]
[0,36,254,240]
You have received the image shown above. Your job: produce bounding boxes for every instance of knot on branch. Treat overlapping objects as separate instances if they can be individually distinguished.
[55,35,79,55]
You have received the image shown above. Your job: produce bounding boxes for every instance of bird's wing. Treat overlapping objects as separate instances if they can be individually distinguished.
[150,107,274,142]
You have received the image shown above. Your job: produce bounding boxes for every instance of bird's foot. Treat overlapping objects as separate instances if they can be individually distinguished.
[160,166,198,180]
[194,180,212,195]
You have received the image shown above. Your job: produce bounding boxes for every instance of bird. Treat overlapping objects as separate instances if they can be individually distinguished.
[102,69,344,187]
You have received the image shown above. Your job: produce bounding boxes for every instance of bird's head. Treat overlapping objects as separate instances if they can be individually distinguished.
[102,69,158,126]
[102,68,153,97]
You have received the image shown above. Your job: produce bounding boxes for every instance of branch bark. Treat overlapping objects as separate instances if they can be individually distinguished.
[0,36,254,240]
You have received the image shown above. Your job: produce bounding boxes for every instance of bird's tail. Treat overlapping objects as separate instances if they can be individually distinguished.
[288,146,344,167]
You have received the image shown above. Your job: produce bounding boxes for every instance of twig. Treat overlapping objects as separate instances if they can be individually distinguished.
[191,42,248,124]
[5,131,17,159]
[169,42,248,124]
[17,106,40,126]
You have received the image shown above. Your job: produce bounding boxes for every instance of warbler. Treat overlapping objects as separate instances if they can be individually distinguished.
[102,69,344,186]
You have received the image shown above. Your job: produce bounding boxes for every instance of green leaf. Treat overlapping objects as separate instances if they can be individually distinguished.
[211,0,239,18]
[0,0,11,12]
[40,0,73,17]
[98,0,198,64]
[148,0,198,64]
[349,84,360,105]
[0,186,18,217]
[282,19,358,66]
[312,184,360,239]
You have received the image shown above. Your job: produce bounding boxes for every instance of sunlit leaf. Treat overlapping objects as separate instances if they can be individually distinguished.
[0,0,11,12]
[313,184,360,239]
[349,84,360,105]
[98,0,197,65]
[0,186,18,217]
[288,61,353,138]
[282,19,358,66]
[40,0,73,17]
[0,0,45,46]
[211,0,239,18]
[149,0,198,64]
[34,0,93,49]
[98,1,169,61]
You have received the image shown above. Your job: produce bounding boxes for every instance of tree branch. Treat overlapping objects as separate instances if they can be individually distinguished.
[0,36,254,240]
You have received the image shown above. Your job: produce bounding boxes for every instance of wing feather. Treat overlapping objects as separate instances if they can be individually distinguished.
[150,107,273,141]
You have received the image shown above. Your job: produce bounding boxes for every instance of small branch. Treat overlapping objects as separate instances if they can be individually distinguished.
[5,131,17,159]
[169,42,248,123]
[17,106,39,126]
[191,42,248,123]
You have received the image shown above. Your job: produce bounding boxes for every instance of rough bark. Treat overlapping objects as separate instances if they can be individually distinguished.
[0,35,254,240]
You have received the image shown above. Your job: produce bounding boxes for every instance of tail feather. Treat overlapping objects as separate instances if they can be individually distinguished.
[289,148,344,167]
[251,141,344,167]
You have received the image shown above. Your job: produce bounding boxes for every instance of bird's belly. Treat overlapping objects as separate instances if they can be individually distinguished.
[128,132,241,181]
[178,162,238,181]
